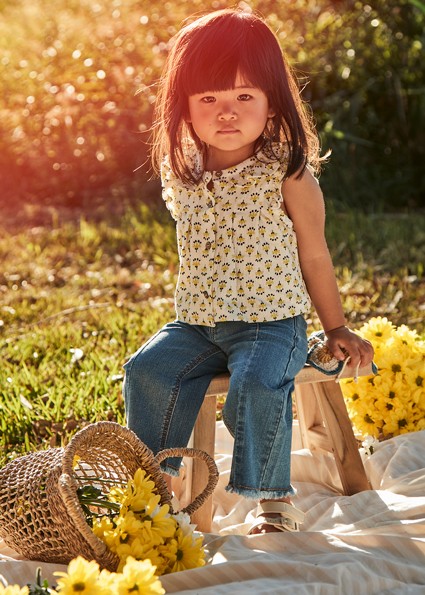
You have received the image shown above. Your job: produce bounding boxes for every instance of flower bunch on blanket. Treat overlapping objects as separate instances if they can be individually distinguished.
[0,584,30,595]
[341,317,425,440]
[77,467,205,576]
[0,556,164,594]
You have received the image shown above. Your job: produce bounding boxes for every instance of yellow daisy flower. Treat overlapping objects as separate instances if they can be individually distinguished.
[114,541,141,567]
[132,469,158,496]
[97,569,116,592]
[358,316,395,345]
[381,404,410,436]
[382,419,400,436]
[119,470,159,511]
[115,540,168,574]
[414,417,425,432]
[149,505,177,542]
[92,516,116,548]
[395,324,423,350]
[54,556,103,595]
[155,539,178,574]
[166,528,205,574]
[137,547,171,577]
[0,585,29,595]
[114,556,165,595]
[404,365,425,404]
[114,510,146,542]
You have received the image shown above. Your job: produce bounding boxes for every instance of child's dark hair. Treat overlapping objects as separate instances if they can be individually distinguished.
[151,8,321,184]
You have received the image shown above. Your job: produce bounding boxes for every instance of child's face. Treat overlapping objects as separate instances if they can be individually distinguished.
[187,72,274,170]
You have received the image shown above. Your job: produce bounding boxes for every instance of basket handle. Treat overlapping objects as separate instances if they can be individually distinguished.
[155,447,219,517]
[61,422,173,507]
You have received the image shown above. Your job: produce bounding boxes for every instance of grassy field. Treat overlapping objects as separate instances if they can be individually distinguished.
[1,200,424,466]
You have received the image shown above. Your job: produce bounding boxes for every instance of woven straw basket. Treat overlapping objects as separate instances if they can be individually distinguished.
[0,421,218,571]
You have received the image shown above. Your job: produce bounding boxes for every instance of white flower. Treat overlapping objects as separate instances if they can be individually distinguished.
[362,435,379,456]
[172,511,198,535]
[70,348,84,364]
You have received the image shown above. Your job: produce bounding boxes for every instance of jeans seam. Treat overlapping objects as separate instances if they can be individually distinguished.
[160,345,222,450]
[259,317,298,487]
[231,323,260,475]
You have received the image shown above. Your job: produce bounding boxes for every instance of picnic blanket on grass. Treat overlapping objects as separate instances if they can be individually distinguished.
[1,422,424,594]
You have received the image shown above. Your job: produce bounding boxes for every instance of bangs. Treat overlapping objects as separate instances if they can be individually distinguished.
[176,13,273,97]
[179,48,260,96]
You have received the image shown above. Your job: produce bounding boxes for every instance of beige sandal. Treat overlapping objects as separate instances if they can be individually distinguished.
[248,501,305,534]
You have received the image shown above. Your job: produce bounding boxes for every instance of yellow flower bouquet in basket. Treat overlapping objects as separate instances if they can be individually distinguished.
[341,317,425,442]
[0,422,218,581]
[83,466,205,575]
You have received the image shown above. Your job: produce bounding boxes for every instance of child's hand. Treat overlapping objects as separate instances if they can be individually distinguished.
[325,325,374,369]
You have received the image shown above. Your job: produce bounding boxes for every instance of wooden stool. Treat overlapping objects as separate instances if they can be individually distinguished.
[190,363,374,532]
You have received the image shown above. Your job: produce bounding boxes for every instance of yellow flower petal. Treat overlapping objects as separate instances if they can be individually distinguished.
[115,556,165,595]
[0,585,30,595]
[54,556,103,594]
[166,528,205,574]
[340,317,425,439]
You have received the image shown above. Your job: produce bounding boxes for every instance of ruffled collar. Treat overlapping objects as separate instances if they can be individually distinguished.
[196,143,288,183]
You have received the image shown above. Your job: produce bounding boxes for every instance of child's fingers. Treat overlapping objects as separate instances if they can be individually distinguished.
[326,338,373,369]
[327,340,348,362]
[340,340,374,369]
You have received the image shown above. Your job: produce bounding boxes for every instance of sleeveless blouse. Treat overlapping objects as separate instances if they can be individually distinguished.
[161,144,311,327]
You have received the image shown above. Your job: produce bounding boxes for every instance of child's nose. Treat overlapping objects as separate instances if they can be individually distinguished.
[218,103,237,120]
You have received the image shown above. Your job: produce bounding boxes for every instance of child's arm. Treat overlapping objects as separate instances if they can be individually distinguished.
[282,169,374,368]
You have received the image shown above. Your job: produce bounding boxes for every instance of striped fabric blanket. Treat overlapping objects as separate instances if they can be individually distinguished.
[1,423,425,594]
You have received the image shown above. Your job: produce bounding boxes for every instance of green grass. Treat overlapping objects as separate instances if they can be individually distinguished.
[1,202,424,466]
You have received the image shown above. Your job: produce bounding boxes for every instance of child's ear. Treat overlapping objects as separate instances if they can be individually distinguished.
[268,108,276,118]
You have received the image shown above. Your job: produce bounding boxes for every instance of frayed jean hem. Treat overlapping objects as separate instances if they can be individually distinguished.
[225,484,297,500]
[160,463,181,477]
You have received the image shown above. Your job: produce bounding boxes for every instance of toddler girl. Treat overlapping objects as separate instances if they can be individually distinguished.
[124,8,374,534]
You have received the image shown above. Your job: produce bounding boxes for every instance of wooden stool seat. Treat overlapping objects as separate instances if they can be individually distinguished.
[190,363,374,532]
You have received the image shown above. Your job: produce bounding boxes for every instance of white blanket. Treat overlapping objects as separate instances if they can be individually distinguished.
[1,423,425,594]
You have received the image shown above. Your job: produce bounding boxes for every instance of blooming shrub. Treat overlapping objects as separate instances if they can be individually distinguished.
[341,317,425,439]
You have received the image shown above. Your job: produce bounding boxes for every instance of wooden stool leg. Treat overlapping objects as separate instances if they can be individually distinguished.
[313,381,370,495]
[191,395,217,532]
[294,383,329,451]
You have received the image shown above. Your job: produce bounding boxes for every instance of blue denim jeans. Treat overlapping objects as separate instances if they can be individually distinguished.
[123,316,307,500]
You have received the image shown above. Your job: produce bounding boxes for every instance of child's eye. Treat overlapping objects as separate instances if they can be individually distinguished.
[200,96,216,103]
[238,94,252,101]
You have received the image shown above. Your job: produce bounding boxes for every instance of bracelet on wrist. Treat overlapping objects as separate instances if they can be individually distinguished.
[324,324,348,334]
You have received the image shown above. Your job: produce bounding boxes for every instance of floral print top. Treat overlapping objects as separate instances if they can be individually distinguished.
[161,143,311,327]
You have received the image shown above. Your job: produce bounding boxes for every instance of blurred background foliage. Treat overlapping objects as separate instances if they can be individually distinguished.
[1,0,424,213]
